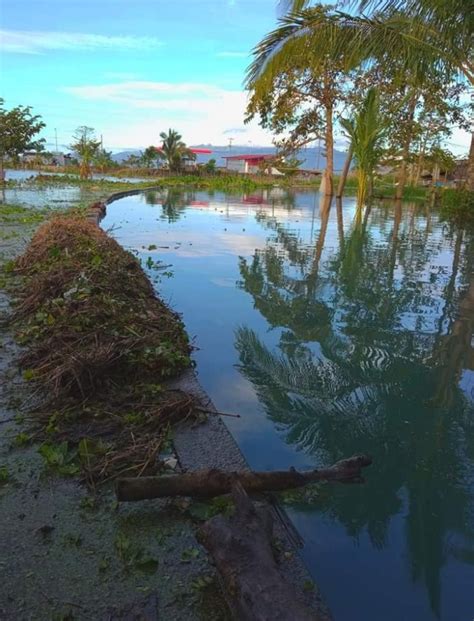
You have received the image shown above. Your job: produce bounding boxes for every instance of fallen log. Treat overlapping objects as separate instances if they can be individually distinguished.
[199,481,323,621]
[116,454,371,501]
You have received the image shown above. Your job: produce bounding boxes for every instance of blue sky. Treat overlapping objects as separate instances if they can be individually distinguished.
[1,0,283,151]
[0,0,471,153]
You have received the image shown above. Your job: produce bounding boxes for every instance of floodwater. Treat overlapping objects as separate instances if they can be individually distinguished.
[1,169,152,210]
[101,187,474,621]
[4,168,151,184]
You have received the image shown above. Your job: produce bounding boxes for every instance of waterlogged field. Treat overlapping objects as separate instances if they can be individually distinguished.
[101,187,474,621]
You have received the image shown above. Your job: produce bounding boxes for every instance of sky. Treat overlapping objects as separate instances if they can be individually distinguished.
[0,0,471,154]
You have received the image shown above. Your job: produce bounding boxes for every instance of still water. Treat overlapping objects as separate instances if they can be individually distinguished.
[2,169,151,210]
[101,188,474,621]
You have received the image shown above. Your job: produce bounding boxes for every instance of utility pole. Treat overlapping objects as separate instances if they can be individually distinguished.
[54,128,58,154]
[100,134,103,150]
[228,137,234,150]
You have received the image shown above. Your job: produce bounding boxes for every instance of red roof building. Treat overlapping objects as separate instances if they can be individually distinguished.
[222,153,275,174]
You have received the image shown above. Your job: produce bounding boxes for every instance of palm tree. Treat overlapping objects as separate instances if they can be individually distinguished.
[246,8,349,196]
[263,1,473,190]
[340,88,388,205]
[157,129,195,173]
[93,148,115,173]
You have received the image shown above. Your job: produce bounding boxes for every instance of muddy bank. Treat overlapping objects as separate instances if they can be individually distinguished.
[0,205,228,620]
[0,199,330,620]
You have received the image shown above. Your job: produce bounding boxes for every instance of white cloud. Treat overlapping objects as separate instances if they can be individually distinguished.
[62,80,274,146]
[0,29,163,54]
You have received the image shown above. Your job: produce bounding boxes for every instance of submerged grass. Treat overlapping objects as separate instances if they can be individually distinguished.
[11,215,195,483]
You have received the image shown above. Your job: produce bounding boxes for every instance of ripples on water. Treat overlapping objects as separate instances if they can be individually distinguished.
[100,188,474,621]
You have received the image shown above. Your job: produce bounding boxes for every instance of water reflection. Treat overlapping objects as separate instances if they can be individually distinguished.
[236,198,474,616]
[101,189,474,620]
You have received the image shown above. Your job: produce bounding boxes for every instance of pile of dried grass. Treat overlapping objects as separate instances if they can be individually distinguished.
[15,216,190,399]
[13,216,194,484]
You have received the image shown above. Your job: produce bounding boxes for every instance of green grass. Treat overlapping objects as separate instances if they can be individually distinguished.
[6,167,435,202]
[11,172,277,193]
[0,203,52,225]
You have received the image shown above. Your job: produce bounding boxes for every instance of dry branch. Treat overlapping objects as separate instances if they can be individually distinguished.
[199,482,323,621]
[116,454,372,501]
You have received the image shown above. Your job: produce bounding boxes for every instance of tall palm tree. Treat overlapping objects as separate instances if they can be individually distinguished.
[340,88,388,205]
[157,129,195,173]
[257,1,473,190]
[246,8,349,196]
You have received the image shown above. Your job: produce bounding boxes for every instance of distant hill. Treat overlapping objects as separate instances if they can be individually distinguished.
[112,144,350,172]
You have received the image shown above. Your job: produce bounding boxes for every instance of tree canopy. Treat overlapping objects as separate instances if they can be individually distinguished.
[0,98,45,180]
[157,129,195,172]
[70,126,101,179]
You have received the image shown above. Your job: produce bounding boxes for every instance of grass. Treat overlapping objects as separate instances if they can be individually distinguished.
[0,203,53,225]
[334,174,429,201]
[10,215,196,484]
[11,171,278,193]
[7,167,436,200]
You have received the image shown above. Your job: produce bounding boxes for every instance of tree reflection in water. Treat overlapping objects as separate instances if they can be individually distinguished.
[144,188,196,222]
[236,197,474,615]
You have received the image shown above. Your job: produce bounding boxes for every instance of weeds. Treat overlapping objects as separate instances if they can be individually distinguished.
[12,216,197,484]
[114,533,159,573]
[14,217,190,398]
[38,441,80,476]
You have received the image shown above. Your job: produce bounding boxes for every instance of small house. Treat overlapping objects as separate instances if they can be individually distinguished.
[223,154,277,175]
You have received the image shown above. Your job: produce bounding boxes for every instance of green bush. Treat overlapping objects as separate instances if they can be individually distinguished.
[441,188,474,225]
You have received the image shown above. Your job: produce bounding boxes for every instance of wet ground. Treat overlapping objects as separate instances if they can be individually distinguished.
[0,204,230,620]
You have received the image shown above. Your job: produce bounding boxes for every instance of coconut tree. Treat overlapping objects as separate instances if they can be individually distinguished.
[264,0,473,189]
[93,148,115,173]
[246,7,351,196]
[340,88,388,205]
[157,129,195,173]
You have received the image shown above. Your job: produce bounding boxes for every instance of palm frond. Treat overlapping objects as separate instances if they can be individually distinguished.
[277,0,310,16]
[246,7,472,96]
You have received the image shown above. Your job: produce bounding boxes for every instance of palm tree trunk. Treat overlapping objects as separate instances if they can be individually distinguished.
[323,101,334,196]
[357,169,367,207]
[431,163,440,194]
[395,94,417,201]
[467,132,474,191]
[336,144,353,198]
[307,195,332,291]
[318,67,335,198]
